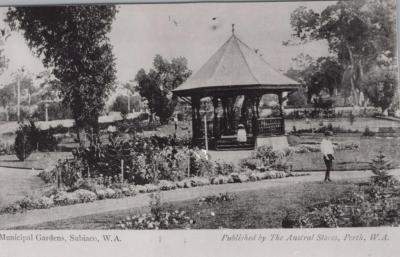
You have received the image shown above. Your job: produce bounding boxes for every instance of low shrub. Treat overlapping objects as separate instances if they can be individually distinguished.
[53,191,79,206]
[190,177,211,187]
[214,161,236,175]
[95,189,107,200]
[362,126,376,137]
[251,145,279,167]
[135,185,147,193]
[144,184,160,193]
[17,195,55,210]
[370,151,396,187]
[113,189,124,198]
[198,193,237,204]
[283,154,400,228]
[158,180,177,191]
[116,209,195,230]
[229,173,249,183]
[14,121,36,161]
[0,142,14,156]
[0,203,22,215]
[210,175,230,185]
[249,172,266,181]
[38,169,56,184]
[104,188,116,199]
[239,158,263,171]
[73,189,97,203]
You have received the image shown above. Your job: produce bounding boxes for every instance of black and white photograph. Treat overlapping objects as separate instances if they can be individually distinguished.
[0,0,399,234]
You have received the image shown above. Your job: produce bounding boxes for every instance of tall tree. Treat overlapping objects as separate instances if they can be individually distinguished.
[286,55,343,102]
[7,6,117,139]
[0,27,10,120]
[362,66,397,113]
[287,0,397,107]
[135,55,192,124]
[0,85,13,121]
[35,70,62,102]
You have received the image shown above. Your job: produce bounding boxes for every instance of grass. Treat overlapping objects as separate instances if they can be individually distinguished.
[15,179,361,229]
[290,136,400,171]
[0,168,46,208]
[0,151,71,170]
[286,117,400,133]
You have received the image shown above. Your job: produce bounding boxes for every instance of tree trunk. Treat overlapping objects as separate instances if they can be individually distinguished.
[5,106,9,122]
[77,126,90,148]
[346,44,359,106]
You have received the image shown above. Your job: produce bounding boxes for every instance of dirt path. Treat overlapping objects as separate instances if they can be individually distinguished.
[1,169,395,229]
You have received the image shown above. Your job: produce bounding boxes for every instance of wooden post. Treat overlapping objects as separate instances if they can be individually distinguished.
[58,163,64,189]
[121,159,124,182]
[278,92,285,135]
[204,114,208,151]
[45,103,49,122]
[187,157,190,178]
[191,96,196,145]
[17,74,21,122]
[212,97,219,142]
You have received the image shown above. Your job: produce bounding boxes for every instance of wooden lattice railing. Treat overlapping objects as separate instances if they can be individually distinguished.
[257,117,284,136]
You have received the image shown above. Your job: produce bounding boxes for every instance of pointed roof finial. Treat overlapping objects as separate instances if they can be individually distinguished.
[232,23,235,35]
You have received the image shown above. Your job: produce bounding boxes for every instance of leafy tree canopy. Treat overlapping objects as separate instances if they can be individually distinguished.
[135,55,192,124]
[7,6,117,132]
[362,66,397,112]
[287,0,397,109]
[286,54,343,101]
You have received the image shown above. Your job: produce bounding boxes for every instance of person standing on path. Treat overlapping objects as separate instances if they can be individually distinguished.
[321,131,334,182]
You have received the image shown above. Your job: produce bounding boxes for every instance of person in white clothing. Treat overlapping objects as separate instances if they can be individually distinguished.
[320,131,334,182]
[236,124,247,145]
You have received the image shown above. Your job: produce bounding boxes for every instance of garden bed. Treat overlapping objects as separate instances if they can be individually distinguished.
[15,179,359,229]
[0,169,307,215]
[288,136,400,171]
[283,179,400,228]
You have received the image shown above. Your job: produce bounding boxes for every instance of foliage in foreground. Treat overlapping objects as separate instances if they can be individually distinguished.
[283,152,399,228]
[115,192,237,230]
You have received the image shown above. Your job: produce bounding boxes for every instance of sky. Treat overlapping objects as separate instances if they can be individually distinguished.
[0,1,335,86]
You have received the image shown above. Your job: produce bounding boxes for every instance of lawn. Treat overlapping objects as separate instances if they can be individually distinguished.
[0,151,71,170]
[286,117,400,133]
[290,135,400,171]
[0,167,46,208]
[16,179,361,229]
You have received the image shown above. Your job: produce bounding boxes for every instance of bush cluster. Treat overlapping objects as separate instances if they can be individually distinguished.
[4,167,302,215]
[198,193,237,204]
[283,153,399,228]
[0,142,15,156]
[14,120,59,161]
[11,135,311,215]
[284,107,377,120]
[283,182,400,228]
[290,141,359,154]
[41,134,243,190]
[240,145,293,172]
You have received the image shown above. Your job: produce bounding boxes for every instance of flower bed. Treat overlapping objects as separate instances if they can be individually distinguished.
[0,141,15,156]
[283,154,399,228]
[0,136,310,215]
[291,141,360,154]
[0,168,308,215]
[283,181,400,228]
